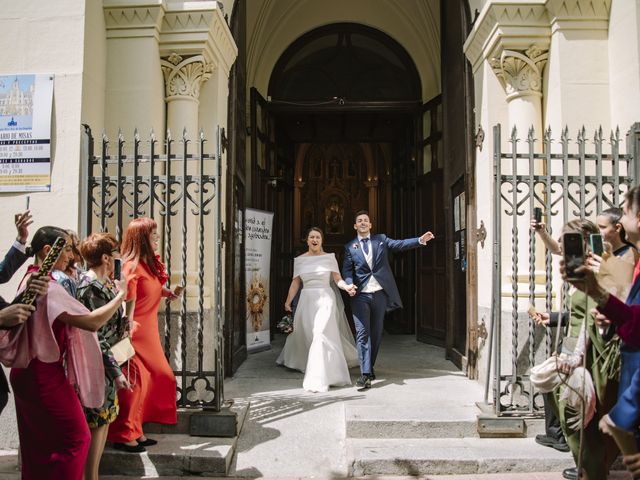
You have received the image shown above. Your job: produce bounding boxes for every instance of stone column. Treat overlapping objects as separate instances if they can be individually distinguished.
[160,53,213,312]
[161,53,212,138]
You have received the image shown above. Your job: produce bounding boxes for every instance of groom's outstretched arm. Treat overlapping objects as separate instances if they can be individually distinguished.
[386,231,435,252]
[342,246,355,285]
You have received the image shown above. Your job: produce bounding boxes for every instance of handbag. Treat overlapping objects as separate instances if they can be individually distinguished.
[111,336,135,366]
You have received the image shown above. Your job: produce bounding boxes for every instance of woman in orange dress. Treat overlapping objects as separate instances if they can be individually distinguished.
[107,217,180,452]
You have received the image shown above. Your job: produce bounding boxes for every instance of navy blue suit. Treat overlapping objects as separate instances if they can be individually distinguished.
[0,242,28,415]
[342,234,421,375]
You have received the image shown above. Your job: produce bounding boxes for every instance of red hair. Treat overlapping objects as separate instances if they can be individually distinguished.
[121,217,164,278]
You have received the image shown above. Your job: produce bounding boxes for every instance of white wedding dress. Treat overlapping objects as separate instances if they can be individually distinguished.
[276,253,359,392]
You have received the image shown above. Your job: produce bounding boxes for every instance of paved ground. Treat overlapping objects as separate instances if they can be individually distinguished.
[0,334,633,479]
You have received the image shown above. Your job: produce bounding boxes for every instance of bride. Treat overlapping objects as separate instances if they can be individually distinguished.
[276,227,359,392]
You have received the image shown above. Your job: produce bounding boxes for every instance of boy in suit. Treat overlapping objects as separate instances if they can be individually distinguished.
[342,210,434,389]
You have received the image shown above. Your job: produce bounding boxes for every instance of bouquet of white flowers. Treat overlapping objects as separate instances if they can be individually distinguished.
[277,313,294,334]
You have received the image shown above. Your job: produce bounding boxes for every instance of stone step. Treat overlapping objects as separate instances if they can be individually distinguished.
[100,433,234,477]
[100,402,249,476]
[346,437,575,476]
[345,404,545,439]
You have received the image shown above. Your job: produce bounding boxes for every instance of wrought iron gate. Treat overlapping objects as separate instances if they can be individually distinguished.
[81,125,225,410]
[489,122,640,415]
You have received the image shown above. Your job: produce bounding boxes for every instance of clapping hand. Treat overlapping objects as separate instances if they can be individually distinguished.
[420,231,435,244]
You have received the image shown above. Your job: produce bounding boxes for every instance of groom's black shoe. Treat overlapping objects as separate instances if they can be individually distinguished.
[368,369,376,381]
[356,376,371,390]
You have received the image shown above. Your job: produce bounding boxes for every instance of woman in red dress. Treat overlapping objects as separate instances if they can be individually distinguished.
[0,226,127,480]
[107,217,179,451]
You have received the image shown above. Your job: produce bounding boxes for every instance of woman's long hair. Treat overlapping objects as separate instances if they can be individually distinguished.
[121,217,163,278]
[26,226,68,257]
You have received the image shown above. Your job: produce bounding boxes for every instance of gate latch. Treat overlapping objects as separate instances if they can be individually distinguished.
[476,220,487,248]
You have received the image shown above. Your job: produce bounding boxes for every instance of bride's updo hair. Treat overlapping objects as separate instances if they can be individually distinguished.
[305,226,324,241]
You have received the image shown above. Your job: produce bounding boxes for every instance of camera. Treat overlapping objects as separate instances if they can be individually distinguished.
[562,232,585,281]
[589,233,604,256]
[533,207,542,224]
[113,258,122,281]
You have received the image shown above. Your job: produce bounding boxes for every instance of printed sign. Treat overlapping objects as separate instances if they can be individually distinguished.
[245,208,274,352]
[0,74,54,192]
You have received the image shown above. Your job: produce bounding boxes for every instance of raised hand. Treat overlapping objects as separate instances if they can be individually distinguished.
[0,304,35,328]
[14,211,32,244]
[530,217,545,232]
[420,231,435,244]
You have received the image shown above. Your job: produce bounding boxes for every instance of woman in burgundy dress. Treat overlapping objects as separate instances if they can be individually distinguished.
[0,226,127,480]
[107,217,180,452]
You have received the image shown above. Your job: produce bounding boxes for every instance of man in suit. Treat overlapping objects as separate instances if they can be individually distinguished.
[342,210,434,389]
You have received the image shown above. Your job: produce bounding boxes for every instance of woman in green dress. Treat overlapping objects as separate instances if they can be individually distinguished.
[76,232,130,480]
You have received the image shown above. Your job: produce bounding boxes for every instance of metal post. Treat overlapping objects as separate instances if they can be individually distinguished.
[215,126,224,412]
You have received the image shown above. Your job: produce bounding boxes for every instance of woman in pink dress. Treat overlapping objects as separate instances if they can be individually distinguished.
[0,226,127,480]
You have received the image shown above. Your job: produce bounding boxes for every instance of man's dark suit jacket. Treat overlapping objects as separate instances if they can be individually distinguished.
[342,234,420,312]
[0,242,28,414]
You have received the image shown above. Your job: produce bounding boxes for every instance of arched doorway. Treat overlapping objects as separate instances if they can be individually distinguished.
[249,23,446,340]
[227,0,477,375]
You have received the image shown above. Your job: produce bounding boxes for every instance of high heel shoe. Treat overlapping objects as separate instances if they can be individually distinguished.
[112,442,146,453]
[137,437,158,447]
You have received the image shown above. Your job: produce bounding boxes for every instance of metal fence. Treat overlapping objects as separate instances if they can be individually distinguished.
[489,122,640,416]
[81,125,225,410]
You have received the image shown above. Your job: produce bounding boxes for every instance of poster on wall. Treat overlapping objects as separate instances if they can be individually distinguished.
[245,208,274,353]
[0,74,54,192]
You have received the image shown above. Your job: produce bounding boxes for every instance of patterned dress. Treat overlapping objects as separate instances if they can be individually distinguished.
[76,272,126,428]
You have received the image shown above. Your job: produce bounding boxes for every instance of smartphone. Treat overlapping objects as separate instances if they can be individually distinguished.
[533,207,542,224]
[563,232,585,280]
[25,195,30,211]
[589,233,604,256]
[113,258,122,281]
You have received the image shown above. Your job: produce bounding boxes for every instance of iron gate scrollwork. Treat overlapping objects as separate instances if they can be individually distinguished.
[81,125,225,411]
[489,122,640,416]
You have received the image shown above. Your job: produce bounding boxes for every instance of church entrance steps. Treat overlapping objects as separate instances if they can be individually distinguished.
[99,402,249,477]
[346,437,574,476]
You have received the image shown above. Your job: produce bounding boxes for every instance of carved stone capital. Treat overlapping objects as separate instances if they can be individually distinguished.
[160,2,238,75]
[490,46,548,100]
[160,54,213,101]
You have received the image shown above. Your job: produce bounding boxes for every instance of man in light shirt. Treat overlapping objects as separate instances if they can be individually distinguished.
[342,210,434,389]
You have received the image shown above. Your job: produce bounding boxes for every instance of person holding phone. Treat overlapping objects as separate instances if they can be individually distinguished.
[76,233,131,480]
[531,219,620,480]
[107,217,181,452]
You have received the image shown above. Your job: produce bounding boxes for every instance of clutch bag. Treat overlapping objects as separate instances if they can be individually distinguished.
[111,336,135,366]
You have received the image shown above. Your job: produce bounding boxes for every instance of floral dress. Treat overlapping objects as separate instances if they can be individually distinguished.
[76,272,126,428]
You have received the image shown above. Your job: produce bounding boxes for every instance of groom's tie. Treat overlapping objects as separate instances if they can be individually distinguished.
[361,237,369,255]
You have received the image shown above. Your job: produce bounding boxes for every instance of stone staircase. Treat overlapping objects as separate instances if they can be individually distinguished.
[344,402,576,476]
[99,402,249,477]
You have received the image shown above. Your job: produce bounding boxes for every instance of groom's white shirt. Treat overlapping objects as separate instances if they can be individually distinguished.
[358,235,382,293]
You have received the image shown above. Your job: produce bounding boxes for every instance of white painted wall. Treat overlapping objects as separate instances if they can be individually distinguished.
[0,0,89,448]
[608,0,640,132]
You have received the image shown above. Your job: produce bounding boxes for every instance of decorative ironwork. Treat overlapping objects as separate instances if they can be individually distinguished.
[81,125,224,410]
[489,122,639,416]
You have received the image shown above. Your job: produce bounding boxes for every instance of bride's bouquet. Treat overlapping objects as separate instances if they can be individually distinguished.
[277,313,294,334]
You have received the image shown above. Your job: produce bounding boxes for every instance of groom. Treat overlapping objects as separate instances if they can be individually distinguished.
[342,210,434,389]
